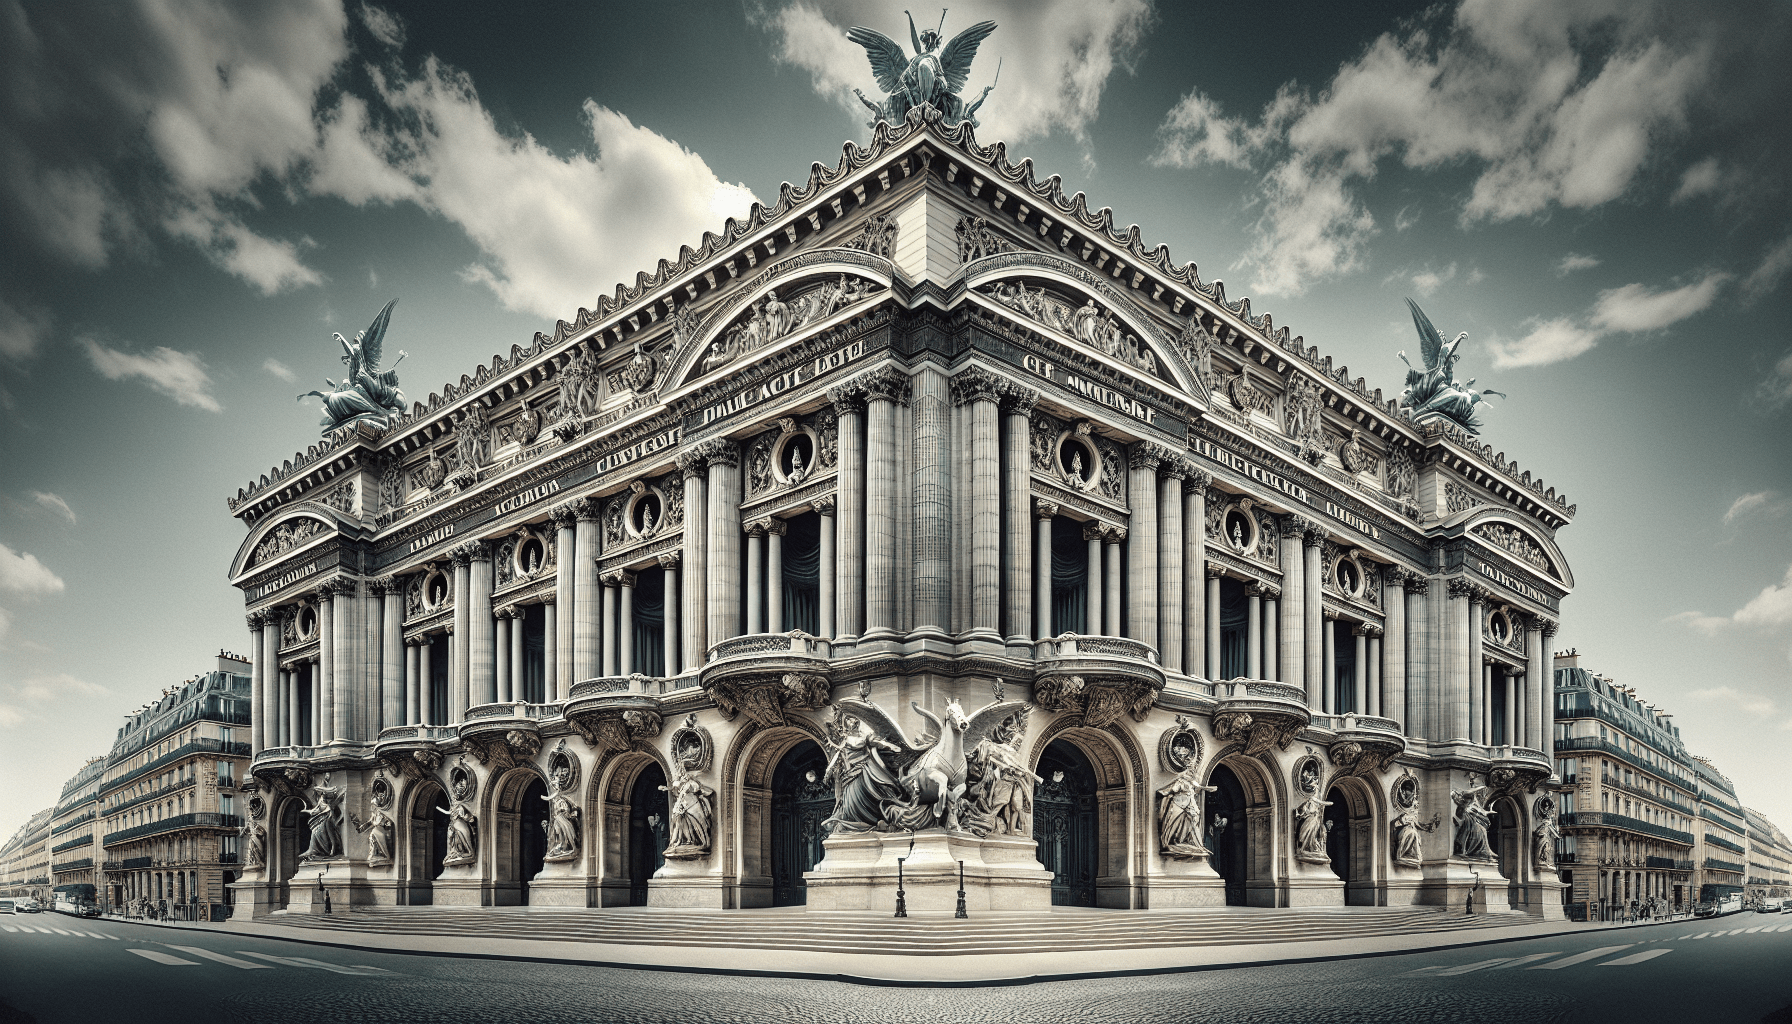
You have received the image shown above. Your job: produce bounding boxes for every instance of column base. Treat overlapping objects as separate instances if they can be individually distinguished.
[1285,860,1346,907]
[804,829,1053,912]
[1143,858,1228,907]
[647,876,730,908]
[527,877,595,907]
[1411,858,1500,911]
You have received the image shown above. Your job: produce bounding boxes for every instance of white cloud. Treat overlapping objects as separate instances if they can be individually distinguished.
[1762,349,1792,409]
[0,702,21,728]
[80,338,222,412]
[759,0,1153,147]
[1555,253,1600,276]
[1589,272,1728,332]
[1742,233,1792,301]
[1671,156,1722,204]
[1150,1,1714,295]
[12,673,105,703]
[358,2,405,49]
[371,61,757,319]
[263,357,297,382]
[1410,263,1457,297]
[28,492,75,526]
[1688,685,1776,717]
[1486,317,1601,369]
[0,543,64,598]
[0,295,50,361]
[1734,564,1792,629]
[1668,610,1729,635]
[1723,491,1784,526]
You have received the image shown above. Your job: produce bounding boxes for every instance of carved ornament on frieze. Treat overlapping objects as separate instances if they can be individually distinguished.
[1212,709,1304,758]
[1327,736,1402,779]
[1033,674,1159,727]
[569,706,665,756]
[706,672,830,728]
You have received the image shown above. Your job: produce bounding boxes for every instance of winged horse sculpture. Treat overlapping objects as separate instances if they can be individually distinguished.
[1398,298,1504,434]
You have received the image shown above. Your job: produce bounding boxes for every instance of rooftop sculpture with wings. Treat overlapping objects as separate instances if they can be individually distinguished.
[1397,298,1504,435]
[299,299,408,434]
[848,11,998,131]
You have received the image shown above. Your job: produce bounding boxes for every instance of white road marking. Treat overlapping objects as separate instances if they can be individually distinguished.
[82,931,106,939]
[166,945,272,969]
[1486,953,1562,970]
[1529,944,1635,970]
[127,949,199,966]
[1400,966,1447,977]
[47,927,71,935]
[1434,958,1513,975]
[237,951,380,975]
[1,925,15,933]
[1746,926,1765,933]
[103,934,119,940]
[1599,948,1675,966]
[1690,932,1710,939]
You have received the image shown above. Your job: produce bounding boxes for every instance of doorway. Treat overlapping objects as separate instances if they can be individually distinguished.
[770,741,830,906]
[518,776,548,903]
[1208,764,1250,905]
[1034,740,1098,907]
[628,763,667,906]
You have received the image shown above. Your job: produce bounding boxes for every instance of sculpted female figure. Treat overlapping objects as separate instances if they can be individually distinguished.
[660,762,716,857]
[1391,807,1436,867]
[241,820,267,870]
[1451,783,1494,861]
[1157,771,1219,858]
[1292,764,1334,864]
[298,776,344,863]
[437,777,478,867]
[822,714,923,833]
[540,787,581,862]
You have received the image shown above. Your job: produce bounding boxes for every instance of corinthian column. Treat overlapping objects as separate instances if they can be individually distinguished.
[911,364,951,635]
[1105,527,1125,637]
[1206,566,1222,679]
[494,609,511,704]
[1158,459,1189,673]
[1183,471,1211,675]
[1035,500,1056,640]
[550,504,577,699]
[676,452,708,666]
[951,368,1002,641]
[1126,444,1162,651]
[705,438,743,647]
[315,585,336,743]
[617,571,636,676]
[449,548,472,723]
[1525,615,1546,751]
[1084,523,1104,635]
[247,614,266,754]
[744,520,766,634]
[1303,525,1326,706]
[1444,578,1474,743]
[264,613,285,747]
[1001,384,1038,646]
[814,496,837,639]
[659,552,681,674]
[863,367,909,638]
[573,499,600,683]
[766,518,787,634]
[1246,583,1263,679]
[1279,515,1309,693]
[1384,568,1409,731]
[377,577,402,731]
[1467,583,1486,745]
[828,385,866,641]
[468,544,495,709]
[1540,619,1559,767]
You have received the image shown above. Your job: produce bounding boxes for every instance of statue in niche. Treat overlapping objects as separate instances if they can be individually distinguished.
[298,299,407,434]
[788,444,808,485]
[515,401,541,446]
[1292,761,1334,864]
[297,775,344,863]
[1230,517,1245,550]
[847,12,997,129]
[1399,299,1506,434]
[1391,807,1438,868]
[640,501,657,536]
[660,760,716,859]
[417,447,447,491]
[1532,797,1561,872]
[354,806,395,867]
[541,764,582,863]
[1157,769,1219,859]
[438,774,479,867]
[240,820,266,870]
[1451,779,1495,861]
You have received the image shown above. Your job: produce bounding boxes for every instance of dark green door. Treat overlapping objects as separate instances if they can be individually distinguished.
[1034,740,1098,906]
[771,741,831,906]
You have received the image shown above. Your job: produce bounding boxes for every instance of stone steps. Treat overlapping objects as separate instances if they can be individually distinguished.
[262,905,1528,956]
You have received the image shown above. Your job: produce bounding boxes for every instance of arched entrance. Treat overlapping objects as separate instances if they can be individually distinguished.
[1325,780,1377,906]
[489,769,553,906]
[403,781,448,906]
[273,797,302,909]
[1494,797,1522,909]
[628,763,668,906]
[1034,740,1098,907]
[770,741,829,906]
[1209,764,1250,906]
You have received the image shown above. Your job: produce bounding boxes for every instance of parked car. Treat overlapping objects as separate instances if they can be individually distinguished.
[14,898,41,914]
[0,899,15,914]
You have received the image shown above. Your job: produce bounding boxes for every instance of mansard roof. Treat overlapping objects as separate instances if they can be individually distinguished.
[226,106,1575,537]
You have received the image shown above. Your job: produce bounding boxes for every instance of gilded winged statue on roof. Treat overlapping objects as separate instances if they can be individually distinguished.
[1398,298,1504,435]
[299,299,408,434]
[848,11,998,130]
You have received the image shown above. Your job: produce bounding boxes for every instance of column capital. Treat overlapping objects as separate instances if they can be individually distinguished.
[825,381,866,415]
[1205,563,1226,579]
[1383,565,1411,589]
[745,518,771,537]
[601,569,637,588]
[859,366,912,406]
[246,612,266,631]
[1181,467,1213,492]
[547,503,579,528]
[675,449,709,479]
[1404,575,1430,595]
[693,437,740,468]
[1351,621,1373,637]
[811,494,837,516]
[571,496,602,523]
[1301,523,1329,548]
[325,576,359,597]
[1082,522,1106,542]
[1447,577,1477,600]
[1538,617,1560,639]
[540,594,556,607]
[1034,499,1060,521]
[763,518,789,537]
[1104,524,1128,543]
[1361,623,1384,639]
[949,366,1002,406]
[656,551,683,570]
[997,381,1038,416]
[450,540,490,565]
[1128,442,1164,471]
[368,575,399,596]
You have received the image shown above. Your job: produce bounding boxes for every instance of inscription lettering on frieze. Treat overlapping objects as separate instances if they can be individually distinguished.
[1192,437,1309,504]
[702,340,867,426]
[1325,501,1381,540]
[1473,558,1557,609]
[254,560,318,599]
[409,523,456,554]
[593,428,680,474]
[494,479,560,518]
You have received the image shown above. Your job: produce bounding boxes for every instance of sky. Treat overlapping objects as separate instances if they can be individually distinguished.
[1,0,1789,841]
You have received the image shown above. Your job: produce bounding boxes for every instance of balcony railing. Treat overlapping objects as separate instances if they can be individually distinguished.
[1553,736,1693,793]
[374,725,460,743]
[1645,856,1694,871]
[708,631,833,662]
[1600,773,1696,815]
[1558,812,1693,846]
[1704,857,1744,873]
[106,776,196,817]
[118,856,152,870]
[102,812,241,847]
[51,858,93,873]
[463,701,562,722]
[1705,832,1746,854]
[50,812,96,837]
[50,834,92,854]
[1035,633,1160,663]
[104,739,250,793]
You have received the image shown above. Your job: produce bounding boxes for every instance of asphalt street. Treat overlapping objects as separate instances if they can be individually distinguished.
[1,911,1788,1024]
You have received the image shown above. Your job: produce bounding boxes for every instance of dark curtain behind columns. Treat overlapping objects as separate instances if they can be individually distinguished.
[521,604,546,703]
[632,568,665,678]
[782,512,821,635]
[1050,516,1087,636]
[1219,578,1248,679]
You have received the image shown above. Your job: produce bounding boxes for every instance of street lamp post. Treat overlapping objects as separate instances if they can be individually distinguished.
[955,859,967,919]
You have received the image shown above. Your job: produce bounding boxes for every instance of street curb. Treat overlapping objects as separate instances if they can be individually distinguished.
[87,910,1738,988]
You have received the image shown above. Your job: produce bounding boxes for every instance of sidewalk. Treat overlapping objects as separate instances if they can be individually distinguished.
[94,908,1713,986]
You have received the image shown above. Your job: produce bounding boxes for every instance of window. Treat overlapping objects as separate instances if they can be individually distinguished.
[220,795,234,819]
[217,760,233,782]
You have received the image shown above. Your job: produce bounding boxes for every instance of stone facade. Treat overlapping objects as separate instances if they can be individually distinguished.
[227,111,1577,919]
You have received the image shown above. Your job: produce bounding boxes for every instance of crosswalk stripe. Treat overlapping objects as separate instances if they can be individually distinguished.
[1400,966,1447,976]
[1779,924,1792,932]
[1,925,15,933]
[1599,948,1674,966]
[104,935,119,940]
[239,950,386,974]
[167,945,272,969]
[1529,944,1634,970]
[1486,953,1561,970]
[1433,958,1512,975]
[1746,926,1764,933]
[127,949,199,966]
[48,927,71,935]
[82,931,106,939]
[1690,932,1709,939]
